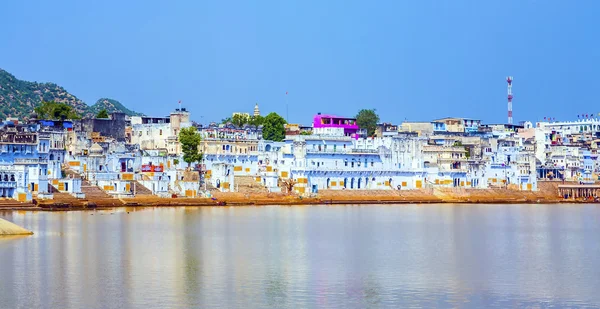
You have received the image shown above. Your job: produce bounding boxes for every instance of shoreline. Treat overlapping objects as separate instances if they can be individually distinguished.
[0,196,594,212]
[0,182,595,211]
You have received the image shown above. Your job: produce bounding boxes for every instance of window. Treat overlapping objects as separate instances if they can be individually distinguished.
[159,129,163,136]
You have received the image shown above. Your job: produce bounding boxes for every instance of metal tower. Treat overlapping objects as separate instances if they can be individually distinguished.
[507,76,513,124]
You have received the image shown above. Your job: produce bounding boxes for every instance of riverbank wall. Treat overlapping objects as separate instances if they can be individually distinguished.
[0,181,592,211]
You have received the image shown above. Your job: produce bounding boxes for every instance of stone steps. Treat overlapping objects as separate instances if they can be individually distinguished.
[131,180,153,196]
[81,180,115,200]
[234,176,268,194]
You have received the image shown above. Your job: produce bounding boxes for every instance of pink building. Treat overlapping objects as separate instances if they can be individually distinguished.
[313,113,360,137]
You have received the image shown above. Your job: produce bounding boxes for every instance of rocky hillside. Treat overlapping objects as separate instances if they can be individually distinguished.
[89,98,142,117]
[0,68,143,119]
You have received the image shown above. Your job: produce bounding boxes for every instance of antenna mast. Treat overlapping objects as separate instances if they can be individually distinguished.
[507,76,513,124]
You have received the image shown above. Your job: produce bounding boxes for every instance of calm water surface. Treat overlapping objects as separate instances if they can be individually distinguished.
[1,204,600,308]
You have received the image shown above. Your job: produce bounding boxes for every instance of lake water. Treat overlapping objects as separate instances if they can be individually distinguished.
[1,204,600,308]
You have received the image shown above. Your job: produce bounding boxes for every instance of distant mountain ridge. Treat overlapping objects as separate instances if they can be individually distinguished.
[0,68,143,120]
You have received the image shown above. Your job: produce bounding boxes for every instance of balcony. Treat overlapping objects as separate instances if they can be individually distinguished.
[14,158,49,165]
[0,181,17,188]
[306,149,349,154]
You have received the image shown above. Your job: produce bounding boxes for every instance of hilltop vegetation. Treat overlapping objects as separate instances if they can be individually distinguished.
[0,68,143,120]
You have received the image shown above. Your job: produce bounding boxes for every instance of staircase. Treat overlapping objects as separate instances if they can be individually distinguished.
[131,181,153,196]
[81,179,114,199]
[47,184,83,207]
[234,176,268,194]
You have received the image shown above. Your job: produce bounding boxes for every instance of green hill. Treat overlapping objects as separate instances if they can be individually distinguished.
[0,68,143,120]
[89,98,143,117]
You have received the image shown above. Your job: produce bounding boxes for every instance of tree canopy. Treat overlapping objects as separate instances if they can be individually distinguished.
[355,109,380,137]
[34,101,81,120]
[179,126,203,167]
[262,112,287,142]
[96,109,109,119]
[222,114,265,127]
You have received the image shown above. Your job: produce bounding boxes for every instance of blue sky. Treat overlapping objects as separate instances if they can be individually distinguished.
[1,0,598,124]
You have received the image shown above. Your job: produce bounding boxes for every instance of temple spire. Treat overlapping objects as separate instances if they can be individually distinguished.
[254,103,260,117]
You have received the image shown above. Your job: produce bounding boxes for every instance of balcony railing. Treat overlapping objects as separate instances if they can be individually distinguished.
[0,181,17,188]
[14,158,49,165]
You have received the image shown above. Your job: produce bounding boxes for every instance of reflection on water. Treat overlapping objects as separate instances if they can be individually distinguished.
[1,205,600,308]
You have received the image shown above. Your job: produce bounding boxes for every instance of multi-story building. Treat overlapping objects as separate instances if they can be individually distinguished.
[0,119,52,201]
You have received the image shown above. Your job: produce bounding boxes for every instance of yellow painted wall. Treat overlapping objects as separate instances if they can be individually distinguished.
[34,184,38,191]
[103,185,115,191]
[416,180,423,189]
[266,166,273,172]
[58,183,65,191]
[68,161,80,166]
[527,183,533,190]
[384,181,390,186]
[466,181,472,186]
[222,182,230,189]
[18,193,27,202]
[460,181,465,186]
[435,179,440,184]
[48,170,51,175]
[122,173,134,180]
[234,166,243,172]
[83,164,87,172]
[296,187,306,193]
[52,179,59,185]
[245,168,250,173]
[255,176,261,182]
[330,181,337,187]
[125,183,131,192]
[402,181,407,187]
[281,171,289,178]
[340,181,344,187]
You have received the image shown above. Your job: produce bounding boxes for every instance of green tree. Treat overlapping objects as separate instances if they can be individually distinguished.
[232,113,250,127]
[96,109,109,119]
[34,101,81,120]
[179,127,203,167]
[262,112,287,141]
[355,109,380,137]
[249,115,264,126]
[221,117,232,124]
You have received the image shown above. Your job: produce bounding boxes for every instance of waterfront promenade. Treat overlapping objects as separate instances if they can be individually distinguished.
[0,181,588,211]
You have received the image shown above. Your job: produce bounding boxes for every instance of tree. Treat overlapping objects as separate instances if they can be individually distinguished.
[249,115,264,127]
[34,101,81,120]
[232,113,250,127]
[221,117,232,124]
[280,178,296,195]
[356,109,380,137]
[96,109,109,119]
[262,112,287,141]
[179,127,203,167]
